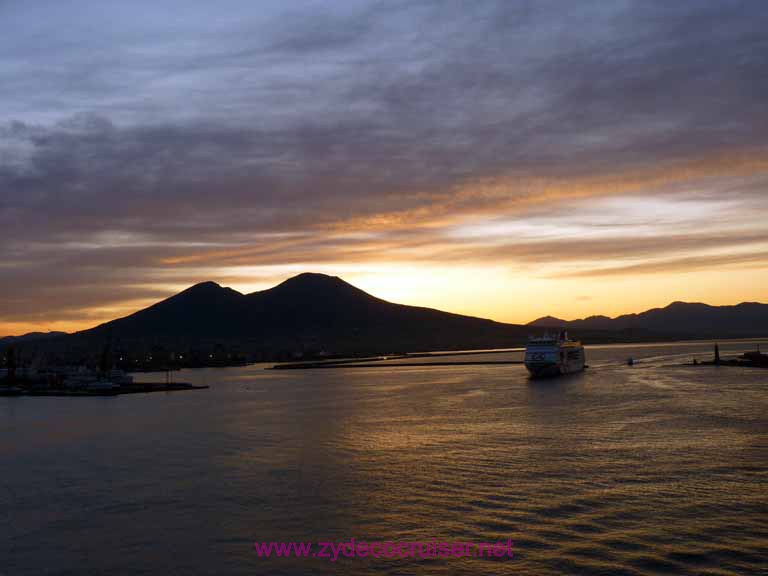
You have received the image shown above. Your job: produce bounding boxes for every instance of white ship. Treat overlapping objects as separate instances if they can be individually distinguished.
[524,330,585,378]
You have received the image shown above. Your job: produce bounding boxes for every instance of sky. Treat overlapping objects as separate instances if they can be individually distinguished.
[1,0,767,335]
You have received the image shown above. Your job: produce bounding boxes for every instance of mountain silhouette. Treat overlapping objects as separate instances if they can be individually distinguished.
[0,331,68,346]
[4,275,766,363]
[68,273,531,358]
[528,301,768,337]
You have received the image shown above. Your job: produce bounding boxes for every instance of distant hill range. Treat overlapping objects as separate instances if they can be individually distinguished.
[0,332,67,346]
[529,301,768,338]
[1,274,765,363]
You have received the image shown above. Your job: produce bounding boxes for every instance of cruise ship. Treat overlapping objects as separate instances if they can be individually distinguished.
[524,330,585,377]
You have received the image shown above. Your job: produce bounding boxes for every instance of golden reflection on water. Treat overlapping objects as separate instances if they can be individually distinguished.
[3,341,767,575]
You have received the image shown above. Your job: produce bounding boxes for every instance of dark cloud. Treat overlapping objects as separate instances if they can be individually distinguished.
[1,0,767,330]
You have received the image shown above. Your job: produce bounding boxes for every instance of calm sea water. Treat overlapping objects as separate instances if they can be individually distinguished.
[2,340,767,575]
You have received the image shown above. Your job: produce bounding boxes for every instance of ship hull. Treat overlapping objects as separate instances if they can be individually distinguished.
[525,360,585,378]
[525,362,563,378]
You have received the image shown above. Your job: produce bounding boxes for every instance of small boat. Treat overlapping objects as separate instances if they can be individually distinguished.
[525,330,585,378]
[627,357,635,366]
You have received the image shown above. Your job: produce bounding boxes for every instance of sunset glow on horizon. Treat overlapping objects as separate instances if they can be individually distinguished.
[1,1,767,336]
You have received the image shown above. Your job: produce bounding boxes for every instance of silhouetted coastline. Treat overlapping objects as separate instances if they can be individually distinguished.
[2,274,767,371]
